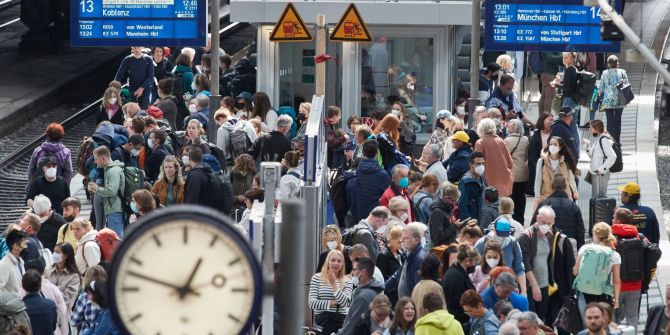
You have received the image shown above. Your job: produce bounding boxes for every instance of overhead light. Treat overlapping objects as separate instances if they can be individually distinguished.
[583,0,598,7]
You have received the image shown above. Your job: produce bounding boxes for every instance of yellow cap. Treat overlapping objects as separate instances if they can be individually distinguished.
[452,131,470,144]
[617,182,640,195]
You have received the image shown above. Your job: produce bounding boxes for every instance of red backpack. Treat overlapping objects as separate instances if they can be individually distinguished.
[83,228,121,263]
[611,223,638,238]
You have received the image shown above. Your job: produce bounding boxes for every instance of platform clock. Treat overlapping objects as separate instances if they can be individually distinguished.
[108,205,262,335]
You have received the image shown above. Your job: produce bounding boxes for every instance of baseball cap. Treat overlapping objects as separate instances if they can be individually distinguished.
[39,155,57,168]
[495,218,511,237]
[558,106,574,118]
[452,131,470,144]
[486,62,502,73]
[436,110,456,121]
[618,182,641,195]
[236,91,253,102]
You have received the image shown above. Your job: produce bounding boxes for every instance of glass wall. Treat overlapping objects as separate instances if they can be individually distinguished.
[360,37,435,133]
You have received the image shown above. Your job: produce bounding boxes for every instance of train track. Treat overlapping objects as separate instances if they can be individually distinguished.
[0,20,254,229]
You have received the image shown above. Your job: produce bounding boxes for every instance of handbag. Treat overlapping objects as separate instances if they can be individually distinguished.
[584,171,593,185]
[553,294,583,334]
[548,231,560,296]
[616,69,635,105]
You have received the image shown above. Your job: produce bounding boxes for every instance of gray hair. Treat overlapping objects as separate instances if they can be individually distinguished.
[494,272,518,289]
[195,94,209,108]
[498,322,520,335]
[427,144,443,160]
[391,164,409,179]
[517,311,541,327]
[32,195,52,216]
[370,206,390,220]
[537,205,556,219]
[403,224,422,240]
[507,118,524,135]
[477,118,498,136]
[276,114,294,130]
[474,106,488,117]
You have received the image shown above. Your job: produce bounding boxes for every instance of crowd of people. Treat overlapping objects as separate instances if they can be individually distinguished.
[0,44,665,335]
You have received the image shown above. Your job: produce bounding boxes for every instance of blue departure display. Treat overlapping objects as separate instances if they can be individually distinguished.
[71,0,206,47]
[485,0,621,52]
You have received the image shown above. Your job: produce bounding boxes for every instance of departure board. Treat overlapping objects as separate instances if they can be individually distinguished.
[71,0,206,47]
[485,0,621,52]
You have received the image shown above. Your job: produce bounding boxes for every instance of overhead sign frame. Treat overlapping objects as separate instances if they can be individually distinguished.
[269,3,313,42]
[484,0,621,52]
[330,3,372,43]
[70,0,207,47]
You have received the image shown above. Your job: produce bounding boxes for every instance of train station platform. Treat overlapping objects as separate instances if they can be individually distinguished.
[521,0,670,328]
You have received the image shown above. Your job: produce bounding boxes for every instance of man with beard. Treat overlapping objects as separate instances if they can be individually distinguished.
[578,303,609,335]
[56,197,81,252]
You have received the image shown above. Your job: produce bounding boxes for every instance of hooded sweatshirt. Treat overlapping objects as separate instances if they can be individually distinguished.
[428,199,457,246]
[27,141,73,187]
[415,310,465,335]
[0,292,32,331]
[338,279,385,335]
[94,160,125,214]
[217,118,257,160]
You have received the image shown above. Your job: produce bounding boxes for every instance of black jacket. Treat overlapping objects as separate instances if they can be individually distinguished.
[184,164,212,206]
[37,213,66,252]
[442,262,476,326]
[550,119,579,161]
[23,293,57,335]
[145,145,168,183]
[249,131,291,163]
[429,199,458,246]
[518,226,576,297]
[643,304,666,335]
[531,191,585,248]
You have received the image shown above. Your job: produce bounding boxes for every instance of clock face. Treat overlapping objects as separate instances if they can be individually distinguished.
[108,208,262,335]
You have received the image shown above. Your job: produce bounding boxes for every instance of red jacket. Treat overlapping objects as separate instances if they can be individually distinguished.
[379,184,416,223]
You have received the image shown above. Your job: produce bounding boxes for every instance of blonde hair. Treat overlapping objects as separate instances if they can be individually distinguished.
[592,222,616,248]
[321,225,342,250]
[369,294,392,313]
[83,265,107,288]
[499,197,514,214]
[496,54,513,72]
[73,218,92,230]
[389,225,403,241]
[157,155,185,186]
[299,102,312,112]
[320,249,345,288]
[187,119,205,136]
[388,196,409,215]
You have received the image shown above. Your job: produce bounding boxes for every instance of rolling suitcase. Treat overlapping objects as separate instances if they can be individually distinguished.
[589,174,616,235]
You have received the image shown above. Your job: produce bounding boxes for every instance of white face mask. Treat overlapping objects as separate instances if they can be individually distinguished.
[486,257,500,268]
[147,138,154,149]
[494,235,509,246]
[351,275,359,287]
[326,241,338,250]
[391,109,401,117]
[548,145,560,155]
[475,165,486,176]
[182,155,190,165]
[108,97,117,105]
[130,148,140,156]
[51,252,63,264]
[191,81,197,91]
[457,106,466,115]
[399,213,409,222]
[45,167,57,178]
[188,104,197,114]
[539,224,551,234]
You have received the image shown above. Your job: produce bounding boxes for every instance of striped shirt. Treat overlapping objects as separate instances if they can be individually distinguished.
[308,273,353,315]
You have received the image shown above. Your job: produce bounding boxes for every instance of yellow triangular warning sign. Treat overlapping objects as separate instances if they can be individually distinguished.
[269,3,312,42]
[330,4,372,42]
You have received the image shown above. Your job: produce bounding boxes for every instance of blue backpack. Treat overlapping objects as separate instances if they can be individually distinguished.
[277,106,298,140]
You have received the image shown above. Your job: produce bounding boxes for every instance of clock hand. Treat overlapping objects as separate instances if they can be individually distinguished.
[127,271,200,297]
[178,257,203,299]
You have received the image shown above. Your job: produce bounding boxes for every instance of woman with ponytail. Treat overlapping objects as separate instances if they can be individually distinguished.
[573,222,621,309]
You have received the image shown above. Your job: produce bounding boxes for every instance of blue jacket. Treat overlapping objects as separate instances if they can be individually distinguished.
[385,246,427,298]
[23,292,57,335]
[444,146,472,183]
[82,309,119,335]
[475,235,525,277]
[550,119,579,161]
[346,159,390,222]
[481,286,529,311]
[469,309,500,335]
[458,171,487,221]
[621,202,660,244]
[114,54,154,91]
[412,191,434,223]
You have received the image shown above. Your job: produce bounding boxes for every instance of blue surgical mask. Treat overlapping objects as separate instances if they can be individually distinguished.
[398,177,409,189]
[130,201,140,214]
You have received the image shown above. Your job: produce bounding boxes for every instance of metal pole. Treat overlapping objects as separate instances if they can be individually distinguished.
[260,162,281,335]
[315,15,326,97]
[468,0,481,129]
[597,0,670,84]
[208,0,221,139]
[278,199,306,335]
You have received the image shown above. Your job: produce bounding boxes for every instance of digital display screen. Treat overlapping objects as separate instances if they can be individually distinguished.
[485,0,621,52]
[71,0,206,47]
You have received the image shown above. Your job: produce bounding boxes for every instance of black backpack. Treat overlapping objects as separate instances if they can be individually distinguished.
[599,136,623,173]
[329,168,354,222]
[342,225,375,247]
[207,143,226,169]
[171,72,189,128]
[640,234,662,292]
[208,171,234,215]
[615,236,644,281]
[576,70,597,105]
